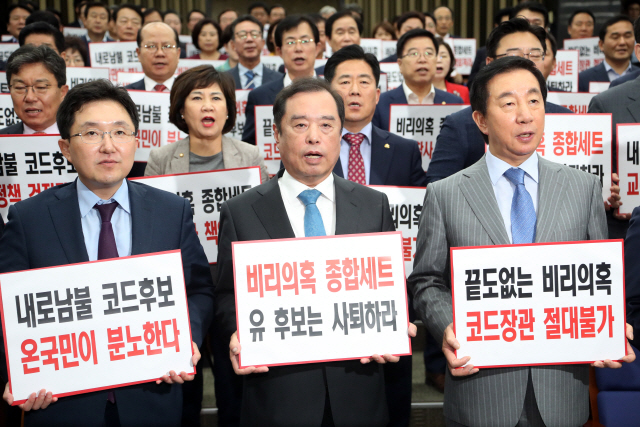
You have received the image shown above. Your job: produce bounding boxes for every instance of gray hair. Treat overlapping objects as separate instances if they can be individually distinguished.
[6,44,66,88]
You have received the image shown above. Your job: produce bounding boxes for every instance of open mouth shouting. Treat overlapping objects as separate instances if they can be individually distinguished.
[202,116,216,128]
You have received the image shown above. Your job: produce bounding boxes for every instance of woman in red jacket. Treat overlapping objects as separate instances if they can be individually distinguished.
[434,41,470,104]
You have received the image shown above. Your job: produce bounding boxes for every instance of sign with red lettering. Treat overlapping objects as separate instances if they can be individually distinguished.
[451,240,626,368]
[0,135,77,220]
[131,167,263,263]
[538,114,612,201]
[547,50,578,92]
[563,37,604,73]
[450,38,476,75]
[228,90,250,140]
[616,124,640,214]
[546,92,596,114]
[233,232,411,367]
[0,93,21,127]
[0,250,193,404]
[89,41,142,82]
[254,105,280,175]
[389,105,467,171]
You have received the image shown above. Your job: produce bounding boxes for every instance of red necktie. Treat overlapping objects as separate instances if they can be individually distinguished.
[33,131,46,135]
[154,84,167,92]
[343,133,366,185]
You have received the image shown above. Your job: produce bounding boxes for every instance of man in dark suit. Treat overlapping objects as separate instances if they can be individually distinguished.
[242,15,320,144]
[578,15,634,92]
[226,15,283,90]
[216,78,416,426]
[373,29,463,132]
[0,80,213,426]
[426,18,573,185]
[380,11,425,63]
[0,45,68,135]
[625,207,640,349]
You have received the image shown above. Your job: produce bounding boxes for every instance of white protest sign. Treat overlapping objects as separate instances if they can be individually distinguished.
[589,82,610,93]
[450,38,476,75]
[1,251,193,403]
[379,73,388,93]
[379,63,403,90]
[360,38,384,60]
[0,73,8,93]
[178,35,192,45]
[261,56,284,73]
[89,41,142,81]
[563,37,604,73]
[234,232,411,367]
[0,93,22,129]
[185,44,199,58]
[66,67,110,89]
[452,241,626,368]
[0,43,19,63]
[254,105,280,175]
[117,72,145,86]
[368,186,425,275]
[315,59,328,71]
[63,27,88,38]
[1,36,13,42]
[546,92,596,114]
[131,168,262,263]
[227,90,250,140]
[126,90,186,161]
[176,59,225,75]
[547,50,579,93]
[538,114,612,201]
[381,40,396,59]
[0,135,78,220]
[389,105,468,171]
[615,124,640,214]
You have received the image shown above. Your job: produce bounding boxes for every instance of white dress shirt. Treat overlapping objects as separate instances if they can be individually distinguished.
[339,122,373,184]
[24,122,59,134]
[603,59,634,82]
[283,72,317,88]
[238,62,264,88]
[402,81,436,104]
[485,149,539,244]
[144,75,175,91]
[278,171,336,237]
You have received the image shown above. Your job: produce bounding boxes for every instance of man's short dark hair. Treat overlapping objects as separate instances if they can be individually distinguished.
[546,30,557,59]
[84,2,108,19]
[396,11,425,31]
[397,28,439,58]
[248,2,269,14]
[274,78,344,132]
[624,0,640,13]
[143,8,162,21]
[470,56,547,143]
[494,7,513,26]
[568,9,595,27]
[324,44,380,86]
[136,22,180,48]
[25,10,59,28]
[7,44,66,88]
[187,9,205,22]
[599,15,634,41]
[511,1,549,27]
[218,9,237,22]
[165,9,180,19]
[7,4,33,24]
[229,15,263,36]
[57,80,139,140]
[325,10,363,39]
[308,13,326,27]
[274,15,319,48]
[19,22,65,53]
[486,18,546,59]
[190,19,222,50]
[113,4,143,23]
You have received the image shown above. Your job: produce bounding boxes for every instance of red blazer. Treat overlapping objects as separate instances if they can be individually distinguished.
[445,81,470,104]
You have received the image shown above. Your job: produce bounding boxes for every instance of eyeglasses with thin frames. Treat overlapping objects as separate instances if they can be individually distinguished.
[69,129,137,144]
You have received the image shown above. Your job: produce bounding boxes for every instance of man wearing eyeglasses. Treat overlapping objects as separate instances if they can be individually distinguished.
[125,22,181,92]
[0,45,68,135]
[372,29,463,132]
[0,79,213,426]
[226,16,283,90]
[241,15,320,144]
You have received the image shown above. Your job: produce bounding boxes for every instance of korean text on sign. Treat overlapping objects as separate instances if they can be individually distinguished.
[254,105,280,175]
[616,124,640,214]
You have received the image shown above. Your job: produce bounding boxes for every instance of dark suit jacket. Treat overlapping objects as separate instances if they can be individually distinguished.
[334,125,427,186]
[315,64,325,76]
[426,102,574,184]
[380,53,398,63]
[0,179,214,427]
[124,79,146,90]
[609,69,640,88]
[215,171,393,427]
[372,85,464,132]
[0,122,24,134]
[226,64,283,89]
[241,77,284,144]
[467,46,487,89]
[626,207,640,349]
[578,62,609,92]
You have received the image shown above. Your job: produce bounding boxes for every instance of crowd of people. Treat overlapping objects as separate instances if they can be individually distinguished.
[2,1,640,426]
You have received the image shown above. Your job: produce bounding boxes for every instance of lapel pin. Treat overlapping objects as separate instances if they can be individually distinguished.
[179,153,184,157]
[442,101,446,104]
[384,144,390,149]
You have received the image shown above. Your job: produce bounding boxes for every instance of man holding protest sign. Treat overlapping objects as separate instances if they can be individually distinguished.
[0,80,213,426]
[408,56,635,427]
[215,78,416,426]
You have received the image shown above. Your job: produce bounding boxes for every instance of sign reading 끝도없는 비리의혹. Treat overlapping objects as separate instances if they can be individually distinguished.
[254,105,280,175]
[0,250,194,404]
[451,240,627,368]
[233,232,411,368]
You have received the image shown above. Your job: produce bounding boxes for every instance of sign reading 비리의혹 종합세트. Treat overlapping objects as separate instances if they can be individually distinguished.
[0,250,194,404]
[451,240,627,368]
[233,231,411,368]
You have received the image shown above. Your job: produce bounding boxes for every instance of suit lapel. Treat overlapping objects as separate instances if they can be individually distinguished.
[129,181,154,255]
[221,136,241,169]
[535,157,567,243]
[333,158,344,178]
[390,86,408,104]
[48,180,90,263]
[627,79,640,122]
[458,158,510,245]
[252,176,295,239]
[232,68,242,89]
[169,138,190,173]
[369,126,394,185]
[334,176,360,235]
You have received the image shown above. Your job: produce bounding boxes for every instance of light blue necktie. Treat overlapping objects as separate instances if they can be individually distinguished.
[298,189,326,237]
[244,70,256,89]
[503,167,536,244]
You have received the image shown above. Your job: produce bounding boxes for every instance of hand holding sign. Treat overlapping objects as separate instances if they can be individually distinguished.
[155,341,200,384]
[442,323,478,377]
[590,323,636,369]
[229,331,269,375]
[3,383,57,411]
[360,322,418,364]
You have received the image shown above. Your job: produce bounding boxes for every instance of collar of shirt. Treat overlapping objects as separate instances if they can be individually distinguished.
[23,122,59,135]
[284,72,318,88]
[603,59,633,80]
[144,75,175,91]
[238,62,263,76]
[486,148,539,186]
[77,178,131,218]
[402,81,436,104]
[279,170,335,205]
[85,33,109,43]
[341,122,373,144]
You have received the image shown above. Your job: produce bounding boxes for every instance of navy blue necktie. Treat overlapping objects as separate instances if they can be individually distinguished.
[244,70,256,89]
[298,189,326,237]
[503,168,536,244]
